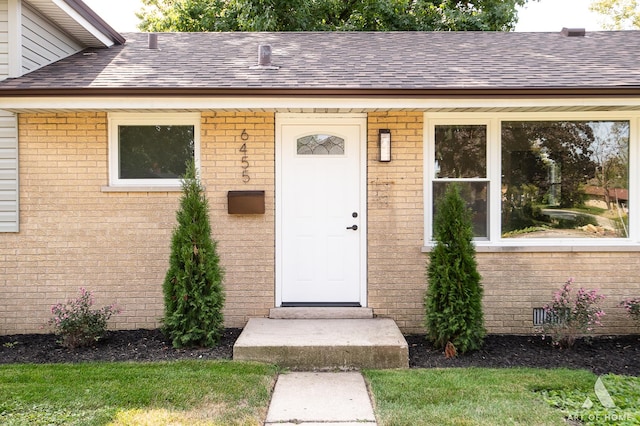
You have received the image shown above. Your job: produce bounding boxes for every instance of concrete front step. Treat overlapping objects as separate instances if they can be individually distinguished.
[269,307,373,319]
[233,318,409,370]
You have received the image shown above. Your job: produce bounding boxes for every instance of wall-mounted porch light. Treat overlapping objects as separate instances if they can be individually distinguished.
[378,129,391,162]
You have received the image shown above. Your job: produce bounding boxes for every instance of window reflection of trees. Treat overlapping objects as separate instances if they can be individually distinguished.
[433,125,488,238]
[435,125,486,178]
[501,121,629,238]
[119,125,195,179]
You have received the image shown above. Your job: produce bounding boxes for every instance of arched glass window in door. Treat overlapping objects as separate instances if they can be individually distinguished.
[297,134,345,155]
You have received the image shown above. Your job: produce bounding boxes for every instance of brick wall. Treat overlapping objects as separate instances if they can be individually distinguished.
[365,111,640,336]
[1,110,639,336]
[478,251,640,335]
[0,112,174,333]
[367,112,426,334]
[0,111,275,334]
[200,111,275,328]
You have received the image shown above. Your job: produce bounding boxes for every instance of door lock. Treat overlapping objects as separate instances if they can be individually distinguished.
[346,225,358,231]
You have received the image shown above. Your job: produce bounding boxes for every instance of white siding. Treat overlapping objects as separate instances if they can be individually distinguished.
[1,2,16,232]
[0,110,18,232]
[0,0,8,79]
[21,1,81,73]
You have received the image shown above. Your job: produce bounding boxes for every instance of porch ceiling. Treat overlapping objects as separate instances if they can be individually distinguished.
[0,97,640,114]
[5,104,640,114]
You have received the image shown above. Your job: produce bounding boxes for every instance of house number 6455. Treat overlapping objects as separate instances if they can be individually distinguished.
[240,130,250,183]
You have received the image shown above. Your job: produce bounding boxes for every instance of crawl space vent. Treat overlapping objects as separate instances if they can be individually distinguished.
[533,308,546,326]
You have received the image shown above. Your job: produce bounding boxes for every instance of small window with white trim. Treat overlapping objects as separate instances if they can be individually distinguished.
[433,124,489,238]
[428,122,491,240]
[108,113,200,187]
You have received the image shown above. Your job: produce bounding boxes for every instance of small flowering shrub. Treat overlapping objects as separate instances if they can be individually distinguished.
[48,288,120,349]
[620,297,640,325]
[540,278,605,349]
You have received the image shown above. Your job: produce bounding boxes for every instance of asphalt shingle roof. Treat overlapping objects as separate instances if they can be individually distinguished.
[2,31,640,93]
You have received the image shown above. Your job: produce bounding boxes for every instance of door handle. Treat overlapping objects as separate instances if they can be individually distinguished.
[346,225,358,231]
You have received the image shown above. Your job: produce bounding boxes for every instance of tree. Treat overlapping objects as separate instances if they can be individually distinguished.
[424,183,485,355]
[589,121,629,210]
[163,161,225,348]
[137,0,533,32]
[590,0,640,29]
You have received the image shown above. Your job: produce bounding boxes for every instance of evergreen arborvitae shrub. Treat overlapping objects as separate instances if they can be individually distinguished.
[163,161,225,348]
[425,183,485,354]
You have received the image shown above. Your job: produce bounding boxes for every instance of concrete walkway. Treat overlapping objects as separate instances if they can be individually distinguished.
[265,371,377,425]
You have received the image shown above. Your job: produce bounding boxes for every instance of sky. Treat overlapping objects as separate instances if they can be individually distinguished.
[84,0,607,33]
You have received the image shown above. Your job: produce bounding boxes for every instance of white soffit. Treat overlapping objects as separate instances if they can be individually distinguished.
[27,0,114,48]
[2,96,640,113]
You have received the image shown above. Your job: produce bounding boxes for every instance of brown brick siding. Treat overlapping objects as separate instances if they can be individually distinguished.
[1,111,639,336]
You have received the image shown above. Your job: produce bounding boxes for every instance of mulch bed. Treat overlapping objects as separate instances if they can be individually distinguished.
[0,329,240,364]
[406,334,640,376]
[1,329,638,376]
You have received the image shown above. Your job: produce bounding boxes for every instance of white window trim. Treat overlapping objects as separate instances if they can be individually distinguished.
[425,118,495,242]
[107,112,201,188]
[424,111,640,250]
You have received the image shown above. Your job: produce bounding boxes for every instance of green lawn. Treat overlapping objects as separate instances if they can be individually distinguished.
[364,368,640,426]
[0,360,278,425]
[2,362,638,425]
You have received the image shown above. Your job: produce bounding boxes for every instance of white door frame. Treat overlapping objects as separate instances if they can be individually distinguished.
[275,113,368,307]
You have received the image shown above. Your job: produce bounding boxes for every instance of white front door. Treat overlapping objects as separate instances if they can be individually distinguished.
[276,114,367,306]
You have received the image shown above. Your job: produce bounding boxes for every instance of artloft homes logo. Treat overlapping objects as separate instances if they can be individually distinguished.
[566,376,634,423]
[582,377,616,409]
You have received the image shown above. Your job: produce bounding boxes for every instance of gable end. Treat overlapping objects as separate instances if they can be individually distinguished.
[21,1,82,74]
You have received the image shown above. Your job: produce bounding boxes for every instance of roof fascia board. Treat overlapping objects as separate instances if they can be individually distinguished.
[2,87,640,97]
[2,95,640,112]
[59,0,125,45]
[50,0,118,47]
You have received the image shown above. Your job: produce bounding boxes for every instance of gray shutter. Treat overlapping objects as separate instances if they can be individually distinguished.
[0,110,18,232]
